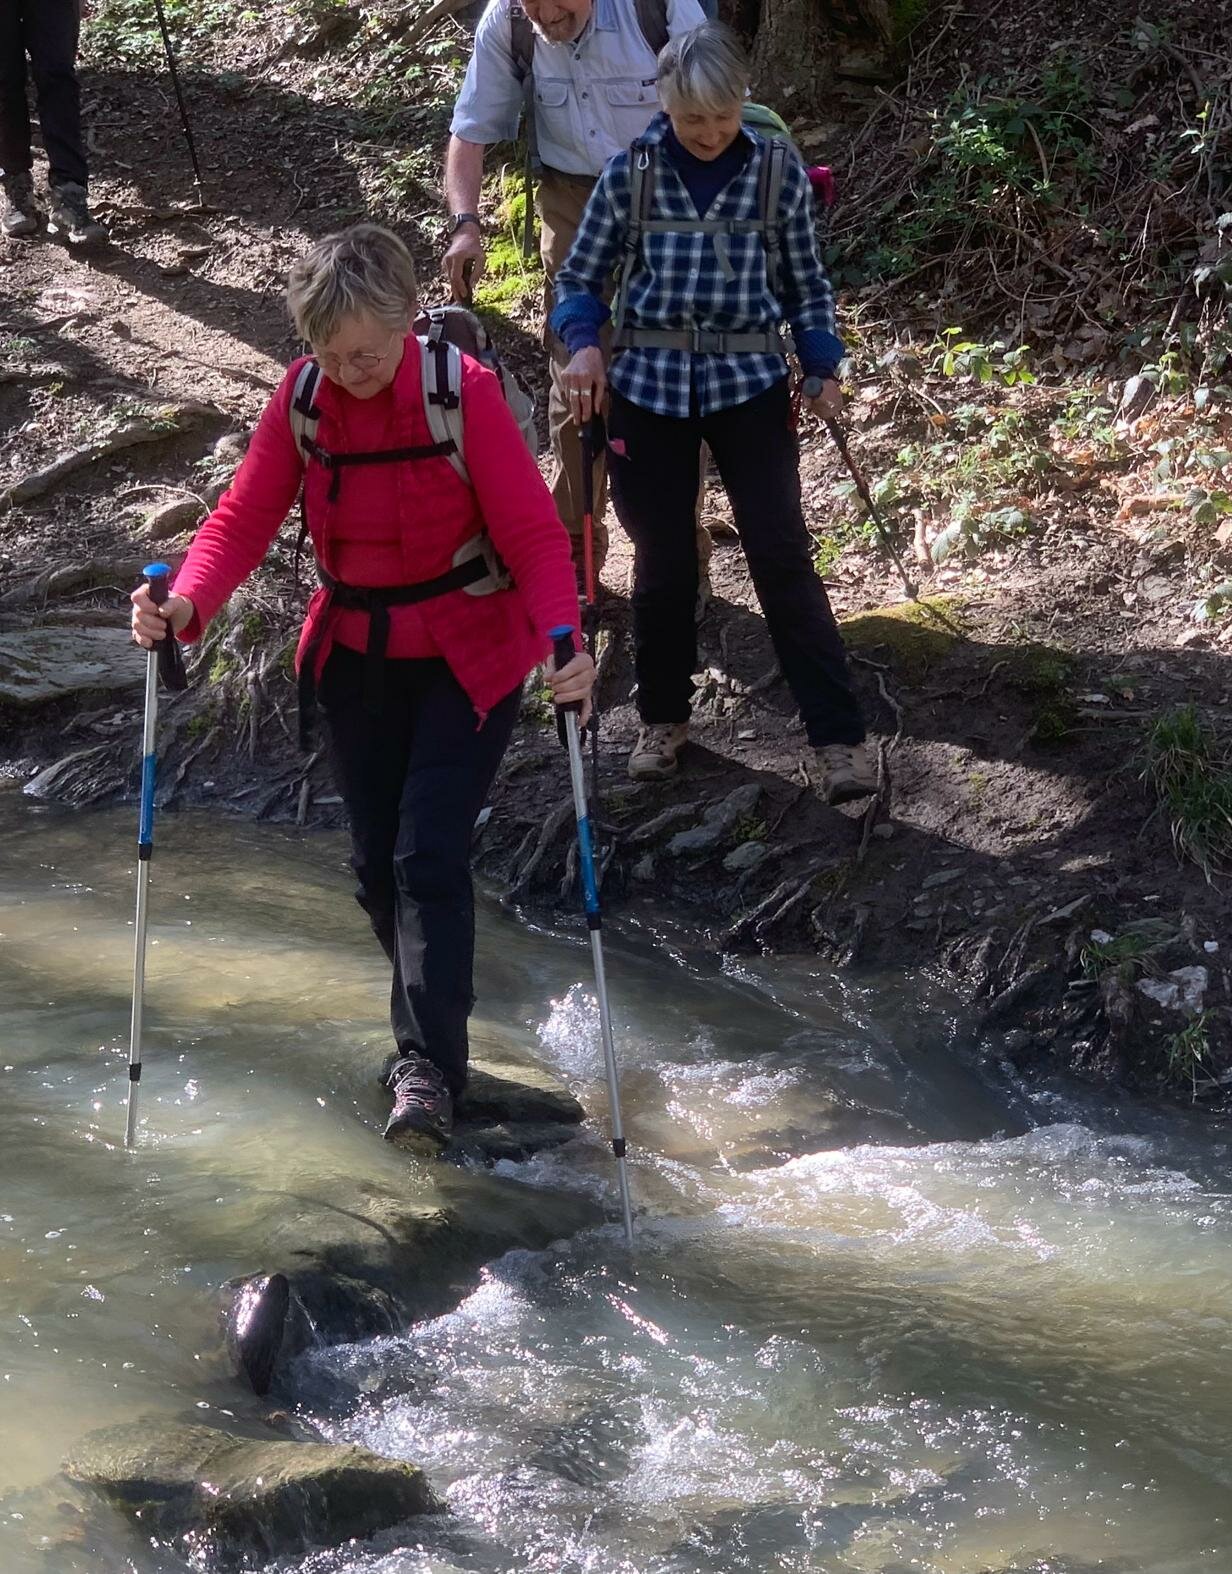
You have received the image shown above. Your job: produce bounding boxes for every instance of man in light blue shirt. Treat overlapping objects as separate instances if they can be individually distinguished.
[444,0,704,571]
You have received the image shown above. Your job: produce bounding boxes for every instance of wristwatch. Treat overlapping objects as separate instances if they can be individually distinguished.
[448,212,482,236]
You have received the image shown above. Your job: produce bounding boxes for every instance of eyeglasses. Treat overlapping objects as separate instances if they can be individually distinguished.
[315,330,401,378]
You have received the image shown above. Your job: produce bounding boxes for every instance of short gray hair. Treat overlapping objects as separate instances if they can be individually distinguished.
[286,223,419,346]
[656,21,749,116]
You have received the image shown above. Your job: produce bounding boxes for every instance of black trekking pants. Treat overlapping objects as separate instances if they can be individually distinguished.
[0,0,87,189]
[606,378,866,747]
[319,648,520,1096]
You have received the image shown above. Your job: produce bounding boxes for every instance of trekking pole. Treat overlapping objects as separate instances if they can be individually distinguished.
[578,416,602,808]
[125,563,188,1149]
[802,377,919,601]
[551,627,635,1246]
[150,0,206,207]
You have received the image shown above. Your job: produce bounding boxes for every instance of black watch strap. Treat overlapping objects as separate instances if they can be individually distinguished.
[449,212,482,235]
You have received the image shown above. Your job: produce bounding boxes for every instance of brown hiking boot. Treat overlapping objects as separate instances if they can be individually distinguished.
[815,742,878,806]
[46,182,105,245]
[2,173,39,238]
[629,722,689,781]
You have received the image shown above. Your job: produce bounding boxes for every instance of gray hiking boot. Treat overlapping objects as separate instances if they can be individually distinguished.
[629,722,689,781]
[2,172,39,238]
[46,181,105,244]
[382,1051,453,1150]
[815,742,879,806]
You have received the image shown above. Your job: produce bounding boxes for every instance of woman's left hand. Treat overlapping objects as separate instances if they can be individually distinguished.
[803,377,844,421]
[548,649,596,729]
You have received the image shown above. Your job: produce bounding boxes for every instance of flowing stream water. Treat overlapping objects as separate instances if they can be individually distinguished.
[0,796,1230,1573]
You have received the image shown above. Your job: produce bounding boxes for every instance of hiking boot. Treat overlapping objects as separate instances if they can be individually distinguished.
[629,722,689,781]
[46,182,105,245]
[2,173,39,238]
[382,1052,453,1149]
[815,742,879,806]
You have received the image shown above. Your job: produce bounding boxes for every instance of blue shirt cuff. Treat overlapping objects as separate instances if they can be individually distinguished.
[796,327,845,381]
[549,293,610,351]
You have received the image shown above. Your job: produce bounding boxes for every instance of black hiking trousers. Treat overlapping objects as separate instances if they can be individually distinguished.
[319,647,520,1097]
[606,377,866,748]
[0,0,88,189]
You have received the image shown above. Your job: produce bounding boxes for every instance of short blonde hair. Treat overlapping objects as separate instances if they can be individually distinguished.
[286,223,419,346]
[657,21,749,116]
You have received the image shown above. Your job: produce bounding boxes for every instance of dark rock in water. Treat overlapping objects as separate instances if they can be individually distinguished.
[63,1420,440,1569]
[453,1118,581,1164]
[221,1175,600,1392]
[225,1271,289,1395]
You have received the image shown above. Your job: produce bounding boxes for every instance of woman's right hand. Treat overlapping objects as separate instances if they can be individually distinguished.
[562,347,607,426]
[130,587,194,649]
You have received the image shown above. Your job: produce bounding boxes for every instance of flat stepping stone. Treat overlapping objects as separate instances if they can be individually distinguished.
[64,1421,439,1569]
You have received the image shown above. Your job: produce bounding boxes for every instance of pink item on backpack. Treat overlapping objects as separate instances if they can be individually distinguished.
[807,166,835,208]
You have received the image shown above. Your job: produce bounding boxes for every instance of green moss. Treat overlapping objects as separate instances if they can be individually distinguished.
[1029,697,1077,747]
[890,0,930,40]
[1006,643,1073,696]
[473,168,541,314]
[207,650,236,686]
[839,595,965,681]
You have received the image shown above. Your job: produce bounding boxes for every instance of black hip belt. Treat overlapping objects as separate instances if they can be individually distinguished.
[297,555,490,748]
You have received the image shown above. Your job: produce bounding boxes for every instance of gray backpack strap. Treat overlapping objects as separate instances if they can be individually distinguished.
[757,139,790,300]
[289,359,322,463]
[419,333,470,486]
[612,143,658,349]
[510,4,540,258]
[633,0,670,55]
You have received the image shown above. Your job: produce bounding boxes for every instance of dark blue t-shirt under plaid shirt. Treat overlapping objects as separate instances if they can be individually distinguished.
[550,112,844,416]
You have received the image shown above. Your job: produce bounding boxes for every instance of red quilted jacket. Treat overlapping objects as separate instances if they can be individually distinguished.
[172,336,578,722]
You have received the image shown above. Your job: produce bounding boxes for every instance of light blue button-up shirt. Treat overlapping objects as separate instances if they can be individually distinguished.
[450,0,706,178]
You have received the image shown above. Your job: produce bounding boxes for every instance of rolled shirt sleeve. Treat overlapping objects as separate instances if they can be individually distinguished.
[450,0,524,145]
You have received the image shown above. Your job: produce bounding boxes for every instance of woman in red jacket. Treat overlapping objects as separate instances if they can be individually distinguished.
[131,224,592,1151]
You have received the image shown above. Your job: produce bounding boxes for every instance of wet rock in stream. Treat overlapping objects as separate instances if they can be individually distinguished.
[63,1420,440,1568]
[223,1050,597,1394]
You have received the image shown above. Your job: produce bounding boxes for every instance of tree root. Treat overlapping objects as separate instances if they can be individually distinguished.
[507,800,574,898]
[0,558,149,610]
[0,400,221,512]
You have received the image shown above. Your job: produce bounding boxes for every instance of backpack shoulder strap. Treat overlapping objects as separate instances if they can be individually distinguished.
[289,359,322,463]
[509,3,534,78]
[510,3,540,256]
[756,138,790,299]
[419,335,470,486]
[632,0,669,56]
[612,143,658,345]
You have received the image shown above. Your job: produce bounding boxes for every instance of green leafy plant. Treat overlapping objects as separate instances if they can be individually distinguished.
[1164,1010,1214,1100]
[932,330,1036,387]
[1140,705,1232,882]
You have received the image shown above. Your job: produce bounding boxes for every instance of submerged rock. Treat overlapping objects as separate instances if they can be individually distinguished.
[64,1420,440,1569]
[460,1057,584,1127]
[222,1177,599,1392]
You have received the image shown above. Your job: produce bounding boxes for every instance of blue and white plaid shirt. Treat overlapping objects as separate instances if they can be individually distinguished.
[551,112,844,419]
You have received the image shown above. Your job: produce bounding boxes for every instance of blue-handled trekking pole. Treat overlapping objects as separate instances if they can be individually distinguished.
[552,626,634,1245]
[125,563,187,1149]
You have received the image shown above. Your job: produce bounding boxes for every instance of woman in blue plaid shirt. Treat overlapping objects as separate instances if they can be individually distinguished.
[551,20,876,804]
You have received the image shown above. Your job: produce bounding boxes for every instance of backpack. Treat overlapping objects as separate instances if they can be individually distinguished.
[290,305,536,487]
[509,0,672,257]
[288,308,538,593]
